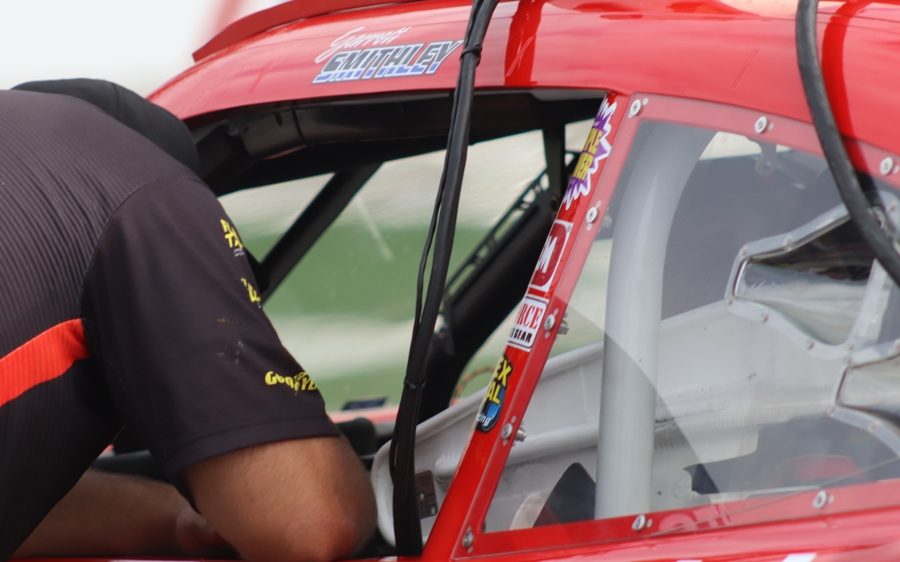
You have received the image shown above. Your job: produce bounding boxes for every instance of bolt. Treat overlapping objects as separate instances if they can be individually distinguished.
[812,490,830,509]
[628,99,642,118]
[462,528,474,548]
[544,314,556,331]
[632,513,648,531]
[516,427,527,442]
[881,157,895,176]
[754,116,768,134]
[500,423,514,441]
[586,206,599,224]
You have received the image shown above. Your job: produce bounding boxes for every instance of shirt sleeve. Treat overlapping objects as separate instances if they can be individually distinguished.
[81,175,339,478]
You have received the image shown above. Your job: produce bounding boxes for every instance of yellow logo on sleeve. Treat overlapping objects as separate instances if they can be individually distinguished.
[265,370,318,394]
[241,278,262,307]
[220,219,245,256]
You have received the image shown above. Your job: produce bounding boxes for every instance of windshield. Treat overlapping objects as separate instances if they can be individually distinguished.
[481,97,900,539]
[219,125,590,413]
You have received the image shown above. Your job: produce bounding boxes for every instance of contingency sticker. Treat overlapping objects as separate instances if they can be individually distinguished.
[313,25,462,83]
[477,355,514,432]
[529,219,572,293]
[507,295,548,351]
[561,97,617,212]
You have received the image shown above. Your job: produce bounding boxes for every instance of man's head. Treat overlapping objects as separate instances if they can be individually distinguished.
[13,78,199,174]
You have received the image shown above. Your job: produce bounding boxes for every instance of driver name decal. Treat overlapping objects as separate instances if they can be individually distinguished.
[314,26,462,84]
[477,355,514,432]
[562,97,617,211]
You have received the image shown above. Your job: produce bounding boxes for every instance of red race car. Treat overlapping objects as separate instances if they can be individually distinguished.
[36,0,900,560]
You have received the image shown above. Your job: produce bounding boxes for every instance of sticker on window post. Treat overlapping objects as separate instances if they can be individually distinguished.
[561,97,617,212]
[508,295,548,351]
[477,355,514,432]
[529,220,572,293]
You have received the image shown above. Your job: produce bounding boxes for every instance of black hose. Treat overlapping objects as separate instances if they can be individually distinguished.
[390,0,499,555]
[796,0,900,286]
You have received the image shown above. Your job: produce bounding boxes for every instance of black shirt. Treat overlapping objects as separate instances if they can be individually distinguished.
[0,90,337,559]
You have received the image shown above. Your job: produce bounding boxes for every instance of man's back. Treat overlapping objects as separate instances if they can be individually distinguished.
[0,87,375,561]
[0,89,198,556]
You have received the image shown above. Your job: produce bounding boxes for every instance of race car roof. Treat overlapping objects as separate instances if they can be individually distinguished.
[151,0,900,158]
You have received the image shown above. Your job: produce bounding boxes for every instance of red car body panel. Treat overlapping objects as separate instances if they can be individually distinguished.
[41,2,895,562]
[153,0,900,159]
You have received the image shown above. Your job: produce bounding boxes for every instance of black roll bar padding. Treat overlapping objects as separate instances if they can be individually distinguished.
[391,0,500,554]
[542,123,567,197]
[260,164,381,300]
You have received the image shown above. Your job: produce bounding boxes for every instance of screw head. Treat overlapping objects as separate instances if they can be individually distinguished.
[462,528,474,548]
[812,490,830,509]
[881,157,895,176]
[754,116,768,134]
[544,314,556,331]
[628,99,642,117]
[586,206,599,224]
[500,423,514,440]
[631,513,648,531]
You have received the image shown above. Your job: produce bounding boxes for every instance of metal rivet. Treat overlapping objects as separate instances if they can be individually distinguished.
[812,490,830,509]
[462,528,474,548]
[881,157,895,176]
[632,513,648,531]
[500,423,513,440]
[544,314,556,331]
[586,206,599,224]
[754,116,768,134]
[628,100,642,117]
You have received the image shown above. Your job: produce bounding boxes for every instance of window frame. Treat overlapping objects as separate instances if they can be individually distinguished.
[430,92,900,560]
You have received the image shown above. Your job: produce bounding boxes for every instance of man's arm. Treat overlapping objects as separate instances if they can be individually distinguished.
[183,435,376,562]
[14,469,229,558]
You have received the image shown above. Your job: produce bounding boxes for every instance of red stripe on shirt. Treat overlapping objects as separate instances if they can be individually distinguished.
[0,319,88,407]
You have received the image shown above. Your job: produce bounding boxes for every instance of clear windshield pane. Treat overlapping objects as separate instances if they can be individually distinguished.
[485,119,900,534]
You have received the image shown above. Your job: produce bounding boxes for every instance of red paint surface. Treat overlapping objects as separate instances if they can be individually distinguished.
[153,0,900,155]
[141,2,900,561]
[0,319,88,407]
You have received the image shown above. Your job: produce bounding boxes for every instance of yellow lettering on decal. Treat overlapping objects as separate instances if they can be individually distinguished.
[586,127,602,154]
[221,219,244,250]
[494,360,513,387]
[486,381,502,405]
[483,355,513,406]
[582,128,599,152]
[572,152,593,181]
